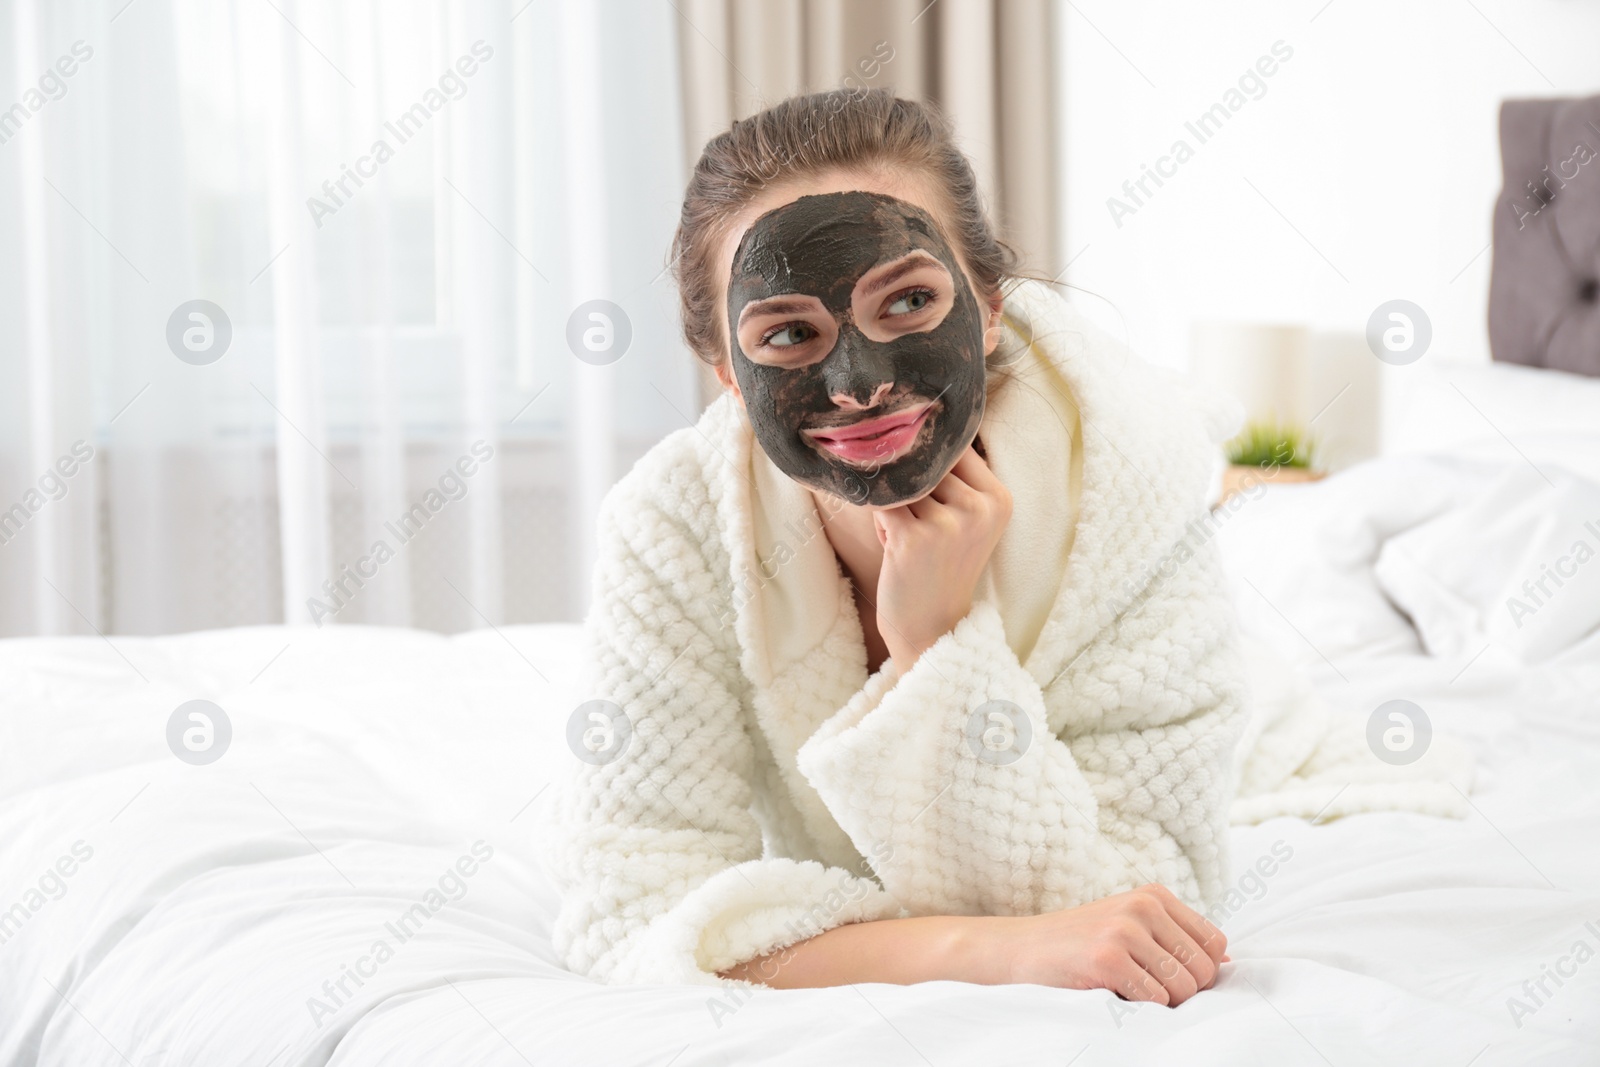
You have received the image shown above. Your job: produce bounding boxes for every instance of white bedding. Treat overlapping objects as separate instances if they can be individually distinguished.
[2,454,1599,1066]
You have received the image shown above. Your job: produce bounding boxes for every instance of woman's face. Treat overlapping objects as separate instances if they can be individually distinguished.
[714,173,1002,508]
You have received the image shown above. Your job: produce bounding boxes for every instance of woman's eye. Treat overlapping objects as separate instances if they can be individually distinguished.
[886,287,935,316]
[762,323,815,348]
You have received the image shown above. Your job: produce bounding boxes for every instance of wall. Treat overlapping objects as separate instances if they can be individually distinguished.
[1054,0,1600,392]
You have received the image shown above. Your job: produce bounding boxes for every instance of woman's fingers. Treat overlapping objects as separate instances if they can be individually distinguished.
[872,503,914,543]
[1149,912,1218,992]
[928,445,1009,516]
[928,467,982,508]
[1134,883,1226,967]
[879,442,1008,515]
[870,509,890,547]
[903,494,941,522]
[1158,891,1228,967]
[1109,957,1170,1005]
[874,503,914,528]
[947,442,1005,493]
[1127,934,1200,1006]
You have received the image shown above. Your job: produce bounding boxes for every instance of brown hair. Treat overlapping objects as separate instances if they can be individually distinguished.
[669,87,1041,371]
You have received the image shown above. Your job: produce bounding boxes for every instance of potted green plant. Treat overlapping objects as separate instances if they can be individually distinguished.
[1219,420,1324,503]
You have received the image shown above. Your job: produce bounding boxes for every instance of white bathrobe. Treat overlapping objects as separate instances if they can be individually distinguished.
[541,278,1469,989]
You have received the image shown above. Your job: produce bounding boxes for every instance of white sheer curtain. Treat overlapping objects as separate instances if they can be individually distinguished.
[0,0,699,636]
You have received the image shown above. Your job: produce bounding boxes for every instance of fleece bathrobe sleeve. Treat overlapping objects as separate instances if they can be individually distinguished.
[795,531,1249,918]
[541,483,906,988]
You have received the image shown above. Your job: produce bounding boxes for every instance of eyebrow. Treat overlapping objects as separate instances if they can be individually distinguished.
[736,251,947,329]
[858,251,946,299]
[738,297,817,329]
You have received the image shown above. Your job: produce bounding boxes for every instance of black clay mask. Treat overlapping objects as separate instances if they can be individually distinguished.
[726,190,986,507]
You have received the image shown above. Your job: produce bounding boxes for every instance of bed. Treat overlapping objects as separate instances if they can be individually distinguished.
[5,96,1600,1066]
[3,418,1599,1065]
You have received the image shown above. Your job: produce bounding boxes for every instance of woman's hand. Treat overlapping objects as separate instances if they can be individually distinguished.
[721,883,1229,1004]
[958,884,1230,1005]
[872,443,1012,672]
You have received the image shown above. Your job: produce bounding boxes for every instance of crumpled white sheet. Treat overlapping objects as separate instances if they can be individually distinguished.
[1374,465,1600,663]
[1215,455,1518,825]
[1231,631,1475,824]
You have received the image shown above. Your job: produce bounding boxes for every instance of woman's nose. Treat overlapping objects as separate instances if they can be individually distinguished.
[823,331,896,410]
[830,381,893,410]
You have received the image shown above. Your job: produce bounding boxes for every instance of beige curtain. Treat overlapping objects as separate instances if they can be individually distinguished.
[673,0,1061,407]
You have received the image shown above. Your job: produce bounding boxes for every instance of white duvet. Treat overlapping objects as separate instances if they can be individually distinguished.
[2,453,1598,1066]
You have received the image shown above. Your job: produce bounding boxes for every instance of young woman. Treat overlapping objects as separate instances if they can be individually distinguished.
[543,88,1247,1006]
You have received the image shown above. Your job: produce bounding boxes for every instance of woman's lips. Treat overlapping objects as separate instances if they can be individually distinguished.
[802,403,933,466]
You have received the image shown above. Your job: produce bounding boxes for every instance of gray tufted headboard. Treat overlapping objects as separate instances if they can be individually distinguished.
[1488,95,1600,377]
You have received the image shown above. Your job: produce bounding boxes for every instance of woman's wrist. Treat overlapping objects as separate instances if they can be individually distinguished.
[884,599,990,674]
[888,644,925,674]
[885,629,941,674]
[939,914,1014,985]
[723,914,1004,988]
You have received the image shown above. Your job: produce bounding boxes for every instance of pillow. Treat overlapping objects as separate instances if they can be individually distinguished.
[1213,455,1486,665]
[1373,465,1600,662]
[1384,359,1600,482]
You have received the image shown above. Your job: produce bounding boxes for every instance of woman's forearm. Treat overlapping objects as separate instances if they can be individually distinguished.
[717,915,998,988]
[717,886,1230,1006]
